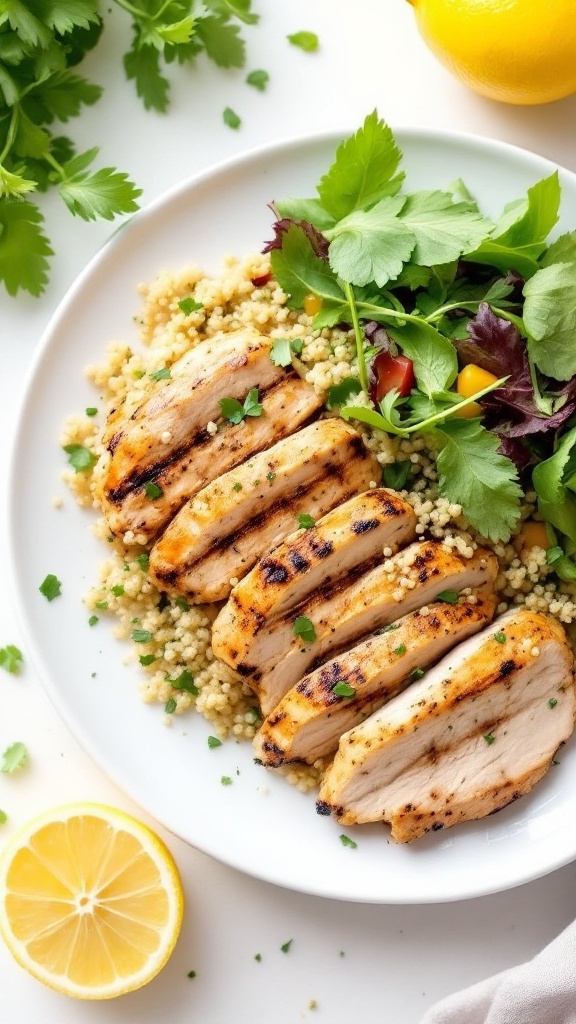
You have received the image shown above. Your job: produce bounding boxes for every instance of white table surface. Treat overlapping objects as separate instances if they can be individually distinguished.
[3,3,576,1021]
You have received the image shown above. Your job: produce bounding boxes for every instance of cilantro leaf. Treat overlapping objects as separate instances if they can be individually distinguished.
[0,199,52,296]
[178,296,203,314]
[388,319,458,396]
[58,152,142,221]
[297,513,315,529]
[219,388,263,424]
[332,681,356,698]
[1,741,28,774]
[62,442,98,472]
[287,31,318,52]
[269,337,303,367]
[270,223,345,309]
[25,70,101,122]
[326,376,362,409]
[464,173,560,278]
[0,645,23,674]
[327,196,415,288]
[434,419,523,541]
[123,41,170,112]
[524,262,576,380]
[198,17,244,67]
[398,190,492,267]
[318,111,404,220]
[207,0,259,25]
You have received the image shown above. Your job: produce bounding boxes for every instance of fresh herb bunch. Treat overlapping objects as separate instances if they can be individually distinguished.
[266,111,576,569]
[0,0,259,297]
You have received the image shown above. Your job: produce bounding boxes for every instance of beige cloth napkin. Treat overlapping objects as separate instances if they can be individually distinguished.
[421,920,576,1023]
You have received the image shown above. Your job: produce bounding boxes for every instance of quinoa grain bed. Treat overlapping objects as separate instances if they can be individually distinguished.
[62,253,576,792]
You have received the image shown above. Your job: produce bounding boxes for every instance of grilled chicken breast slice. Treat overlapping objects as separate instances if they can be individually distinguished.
[101,327,321,540]
[254,591,497,766]
[318,609,576,841]
[248,541,498,716]
[212,488,417,670]
[149,419,379,603]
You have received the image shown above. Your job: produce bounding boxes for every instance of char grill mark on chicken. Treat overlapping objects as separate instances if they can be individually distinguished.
[317,609,576,841]
[211,488,417,671]
[246,541,499,717]
[254,591,497,766]
[100,327,322,541]
[149,419,379,603]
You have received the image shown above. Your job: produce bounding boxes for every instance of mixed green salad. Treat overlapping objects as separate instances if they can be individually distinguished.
[264,111,576,581]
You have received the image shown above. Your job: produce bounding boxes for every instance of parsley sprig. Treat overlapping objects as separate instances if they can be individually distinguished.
[0,0,260,298]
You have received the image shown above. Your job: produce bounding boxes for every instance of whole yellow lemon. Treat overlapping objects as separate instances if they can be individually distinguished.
[407,0,576,105]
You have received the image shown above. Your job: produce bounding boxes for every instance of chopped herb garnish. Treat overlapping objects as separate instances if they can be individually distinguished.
[1,742,28,774]
[168,669,198,695]
[332,681,356,698]
[269,337,303,366]
[494,631,507,644]
[223,106,241,129]
[281,939,293,953]
[144,481,163,499]
[437,590,460,604]
[62,443,98,473]
[96,600,108,610]
[339,833,358,849]
[111,585,125,597]
[39,574,61,601]
[208,735,222,748]
[297,513,315,529]
[132,629,154,643]
[88,615,98,627]
[165,697,177,714]
[178,297,203,315]
[221,775,233,785]
[0,645,23,675]
[409,667,426,681]
[246,68,269,91]
[233,482,243,491]
[187,970,197,979]
[293,616,316,644]
[133,369,145,379]
[394,644,407,656]
[254,953,262,962]
[267,471,276,483]
[139,654,156,666]
[136,553,150,572]
[175,596,190,611]
[85,407,98,417]
[548,697,558,709]
[483,731,496,745]
[219,388,263,424]
[149,367,171,381]
[382,461,411,491]
[374,622,401,635]
[287,30,319,51]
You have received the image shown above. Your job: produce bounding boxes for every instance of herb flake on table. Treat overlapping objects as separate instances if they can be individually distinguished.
[208,735,222,748]
[339,833,358,849]
[246,69,269,91]
[223,107,241,130]
[1,742,28,774]
[280,939,293,953]
[287,31,319,52]
[0,645,23,675]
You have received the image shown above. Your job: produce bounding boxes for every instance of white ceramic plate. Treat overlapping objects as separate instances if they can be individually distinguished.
[9,129,576,904]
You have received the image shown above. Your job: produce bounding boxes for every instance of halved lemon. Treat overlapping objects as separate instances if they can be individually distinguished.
[0,803,184,999]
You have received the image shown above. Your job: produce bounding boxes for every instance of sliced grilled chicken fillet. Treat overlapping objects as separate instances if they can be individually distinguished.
[318,609,576,841]
[247,540,498,716]
[212,488,417,669]
[149,419,379,603]
[101,327,321,540]
[254,590,497,766]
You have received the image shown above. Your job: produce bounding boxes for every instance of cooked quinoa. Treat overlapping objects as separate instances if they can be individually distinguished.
[61,252,576,793]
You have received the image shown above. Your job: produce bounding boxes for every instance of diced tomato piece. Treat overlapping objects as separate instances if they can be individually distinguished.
[251,273,272,287]
[370,351,415,402]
